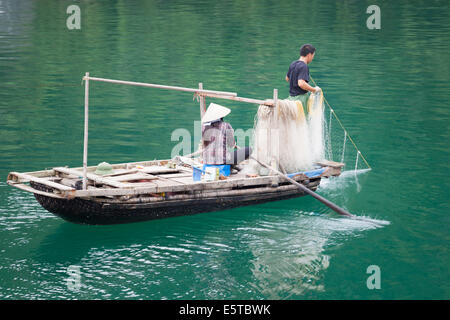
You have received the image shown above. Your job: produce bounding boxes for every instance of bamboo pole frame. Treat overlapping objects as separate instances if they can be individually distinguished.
[83,76,238,97]
[81,74,277,190]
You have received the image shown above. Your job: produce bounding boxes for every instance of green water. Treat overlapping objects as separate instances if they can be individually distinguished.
[0,0,449,299]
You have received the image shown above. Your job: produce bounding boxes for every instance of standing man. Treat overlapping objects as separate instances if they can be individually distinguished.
[285,44,321,106]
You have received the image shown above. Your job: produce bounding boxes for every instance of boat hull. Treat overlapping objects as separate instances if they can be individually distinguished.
[31,181,315,225]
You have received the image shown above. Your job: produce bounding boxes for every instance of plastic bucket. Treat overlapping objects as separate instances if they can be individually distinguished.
[203,164,231,177]
[192,167,204,181]
[204,166,219,181]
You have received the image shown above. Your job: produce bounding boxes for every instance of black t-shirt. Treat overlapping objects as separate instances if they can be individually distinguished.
[286,60,310,96]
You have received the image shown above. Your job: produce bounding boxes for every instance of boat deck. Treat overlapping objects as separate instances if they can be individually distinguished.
[7,159,344,202]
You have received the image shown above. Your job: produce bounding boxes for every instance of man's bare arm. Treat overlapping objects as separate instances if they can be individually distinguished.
[285,76,289,82]
[298,79,318,93]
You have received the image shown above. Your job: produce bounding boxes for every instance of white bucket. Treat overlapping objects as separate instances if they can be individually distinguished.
[203,167,219,181]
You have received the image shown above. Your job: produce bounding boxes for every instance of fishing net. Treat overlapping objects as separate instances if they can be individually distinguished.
[242,92,324,175]
[242,91,370,175]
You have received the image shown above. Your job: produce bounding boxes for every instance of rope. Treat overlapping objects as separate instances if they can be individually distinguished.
[341,131,347,164]
[310,76,371,169]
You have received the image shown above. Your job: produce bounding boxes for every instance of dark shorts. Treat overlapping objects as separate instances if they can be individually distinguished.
[227,147,252,165]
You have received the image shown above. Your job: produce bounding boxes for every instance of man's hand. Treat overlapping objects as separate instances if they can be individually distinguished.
[314,86,322,94]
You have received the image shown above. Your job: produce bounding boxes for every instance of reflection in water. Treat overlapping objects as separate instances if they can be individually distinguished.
[0,165,389,299]
[245,169,389,299]
[246,210,384,299]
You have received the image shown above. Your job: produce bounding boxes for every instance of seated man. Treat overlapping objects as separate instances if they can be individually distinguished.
[201,103,251,168]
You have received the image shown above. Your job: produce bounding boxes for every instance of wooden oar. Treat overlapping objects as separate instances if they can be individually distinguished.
[248,155,387,226]
[248,155,354,217]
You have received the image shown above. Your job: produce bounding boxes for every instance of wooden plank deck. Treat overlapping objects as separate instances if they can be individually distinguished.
[7,158,335,201]
[140,166,181,174]
[54,167,130,188]
[108,172,157,182]
[315,160,345,168]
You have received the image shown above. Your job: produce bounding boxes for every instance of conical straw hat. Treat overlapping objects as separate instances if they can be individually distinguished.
[201,103,231,123]
[95,162,113,175]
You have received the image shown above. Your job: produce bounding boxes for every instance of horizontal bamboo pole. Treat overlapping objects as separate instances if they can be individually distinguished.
[7,181,66,199]
[103,180,321,204]
[84,76,238,97]
[6,168,56,178]
[7,172,75,191]
[197,92,274,106]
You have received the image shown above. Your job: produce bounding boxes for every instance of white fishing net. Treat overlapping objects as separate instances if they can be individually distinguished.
[242,92,325,175]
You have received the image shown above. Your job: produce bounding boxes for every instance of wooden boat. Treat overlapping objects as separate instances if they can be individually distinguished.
[6,159,344,225]
[6,74,346,225]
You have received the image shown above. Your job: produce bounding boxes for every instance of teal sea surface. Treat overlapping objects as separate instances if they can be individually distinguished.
[0,0,449,299]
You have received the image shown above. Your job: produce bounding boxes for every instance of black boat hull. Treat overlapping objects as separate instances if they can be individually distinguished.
[31,181,316,225]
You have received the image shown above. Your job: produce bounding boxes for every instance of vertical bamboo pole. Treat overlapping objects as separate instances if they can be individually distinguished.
[270,89,278,186]
[198,83,206,159]
[199,82,206,118]
[272,88,278,168]
[267,109,272,173]
[273,89,278,106]
[82,72,89,190]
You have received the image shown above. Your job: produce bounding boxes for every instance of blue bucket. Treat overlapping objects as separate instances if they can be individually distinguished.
[192,166,205,181]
